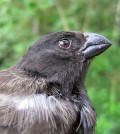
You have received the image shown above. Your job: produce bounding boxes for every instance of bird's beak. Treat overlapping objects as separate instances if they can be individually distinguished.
[81,33,112,59]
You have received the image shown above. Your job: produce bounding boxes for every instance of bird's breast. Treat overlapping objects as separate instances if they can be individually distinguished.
[0,94,79,134]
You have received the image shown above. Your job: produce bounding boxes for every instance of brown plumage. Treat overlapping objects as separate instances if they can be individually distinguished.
[0,31,111,134]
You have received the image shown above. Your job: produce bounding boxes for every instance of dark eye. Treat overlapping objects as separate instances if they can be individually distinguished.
[59,39,71,49]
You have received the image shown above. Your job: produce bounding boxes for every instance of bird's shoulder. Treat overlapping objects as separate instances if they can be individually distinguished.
[0,68,47,95]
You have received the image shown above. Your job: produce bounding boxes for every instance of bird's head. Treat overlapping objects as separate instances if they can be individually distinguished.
[16,31,111,93]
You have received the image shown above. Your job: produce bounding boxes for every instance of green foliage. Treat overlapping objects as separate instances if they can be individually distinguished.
[0,0,120,133]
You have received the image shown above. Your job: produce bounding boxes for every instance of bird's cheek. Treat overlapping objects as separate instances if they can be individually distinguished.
[74,50,84,61]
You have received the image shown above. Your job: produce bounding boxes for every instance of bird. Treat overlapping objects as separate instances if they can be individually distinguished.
[0,31,111,134]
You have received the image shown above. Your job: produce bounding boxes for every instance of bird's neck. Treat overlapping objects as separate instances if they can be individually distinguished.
[14,59,90,97]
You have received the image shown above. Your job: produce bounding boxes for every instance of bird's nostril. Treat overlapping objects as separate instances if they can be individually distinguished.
[85,35,89,40]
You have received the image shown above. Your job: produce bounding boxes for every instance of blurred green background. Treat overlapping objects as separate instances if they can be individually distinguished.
[0,0,120,133]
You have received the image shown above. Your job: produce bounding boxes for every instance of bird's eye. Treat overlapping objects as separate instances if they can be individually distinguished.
[59,39,71,49]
